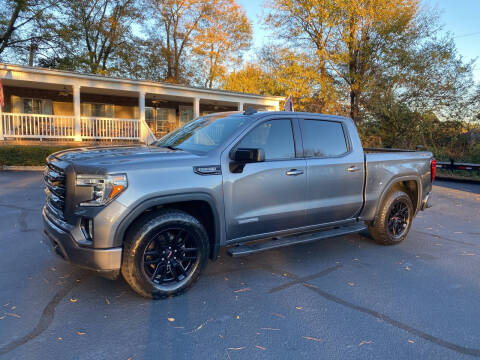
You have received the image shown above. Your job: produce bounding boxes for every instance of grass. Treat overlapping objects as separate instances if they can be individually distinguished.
[0,145,77,166]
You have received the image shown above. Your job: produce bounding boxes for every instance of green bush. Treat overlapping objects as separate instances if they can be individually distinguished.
[0,145,76,166]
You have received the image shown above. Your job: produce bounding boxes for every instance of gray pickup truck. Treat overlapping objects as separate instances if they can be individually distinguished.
[43,110,435,298]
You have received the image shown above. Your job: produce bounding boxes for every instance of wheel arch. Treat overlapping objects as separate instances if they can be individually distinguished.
[114,193,222,260]
[372,175,422,223]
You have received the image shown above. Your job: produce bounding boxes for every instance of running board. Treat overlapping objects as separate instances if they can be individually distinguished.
[227,223,366,257]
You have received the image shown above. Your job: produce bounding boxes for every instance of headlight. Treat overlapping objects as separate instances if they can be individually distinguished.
[76,174,127,206]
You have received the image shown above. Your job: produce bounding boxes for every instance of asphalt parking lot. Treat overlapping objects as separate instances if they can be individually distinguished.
[0,171,479,360]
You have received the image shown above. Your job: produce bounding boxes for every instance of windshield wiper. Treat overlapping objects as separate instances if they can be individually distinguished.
[165,145,180,151]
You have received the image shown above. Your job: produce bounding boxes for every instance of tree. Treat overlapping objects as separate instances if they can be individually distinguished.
[222,46,342,112]
[0,0,56,61]
[222,62,274,95]
[265,0,474,124]
[144,0,214,83]
[43,0,140,74]
[192,0,252,88]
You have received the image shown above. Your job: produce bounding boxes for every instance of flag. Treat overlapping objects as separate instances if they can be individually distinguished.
[0,79,4,108]
[283,95,294,112]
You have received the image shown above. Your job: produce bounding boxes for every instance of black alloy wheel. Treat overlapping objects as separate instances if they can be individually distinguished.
[142,227,200,286]
[122,209,210,299]
[386,199,410,238]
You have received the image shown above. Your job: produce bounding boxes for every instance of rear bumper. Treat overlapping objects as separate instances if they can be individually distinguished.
[42,207,122,278]
[421,191,432,210]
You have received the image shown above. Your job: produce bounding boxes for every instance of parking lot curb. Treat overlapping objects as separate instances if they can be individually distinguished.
[1,165,44,171]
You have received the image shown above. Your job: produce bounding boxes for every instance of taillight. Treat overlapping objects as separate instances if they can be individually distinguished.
[431,159,436,182]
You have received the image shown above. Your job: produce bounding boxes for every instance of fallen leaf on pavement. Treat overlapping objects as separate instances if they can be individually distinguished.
[235,315,240,319]
[408,339,415,344]
[76,331,86,336]
[255,345,266,350]
[4,312,20,318]
[58,337,63,341]
[234,288,251,293]
[295,306,303,310]
[105,298,111,304]
[405,266,411,271]
[359,340,373,346]
[348,282,355,286]
[70,298,77,303]
[167,317,175,322]
[11,306,16,310]
[303,336,323,342]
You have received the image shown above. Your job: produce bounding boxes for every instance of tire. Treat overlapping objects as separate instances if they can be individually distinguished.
[368,190,414,245]
[121,209,210,299]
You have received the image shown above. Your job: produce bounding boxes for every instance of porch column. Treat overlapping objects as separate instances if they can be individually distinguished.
[237,102,244,112]
[139,91,146,140]
[73,84,81,141]
[193,97,200,119]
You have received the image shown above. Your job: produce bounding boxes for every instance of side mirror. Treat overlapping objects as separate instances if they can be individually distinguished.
[232,148,265,163]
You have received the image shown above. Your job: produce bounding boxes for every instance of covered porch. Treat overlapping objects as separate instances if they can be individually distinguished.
[0,64,281,144]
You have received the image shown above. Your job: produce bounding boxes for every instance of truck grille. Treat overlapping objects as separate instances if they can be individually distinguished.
[44,162,66,219]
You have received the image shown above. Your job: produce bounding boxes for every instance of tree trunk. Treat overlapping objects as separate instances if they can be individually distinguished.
[350,90,358,123]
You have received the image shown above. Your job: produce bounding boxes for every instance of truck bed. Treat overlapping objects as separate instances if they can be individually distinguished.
[360,150,433,221]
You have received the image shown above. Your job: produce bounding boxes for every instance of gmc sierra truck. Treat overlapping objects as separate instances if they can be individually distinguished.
[43,110,435,298]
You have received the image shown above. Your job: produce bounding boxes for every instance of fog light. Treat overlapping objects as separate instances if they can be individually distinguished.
[81,217,94,240]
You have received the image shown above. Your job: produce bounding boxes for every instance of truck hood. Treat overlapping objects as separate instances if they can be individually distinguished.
[50,145,200,168]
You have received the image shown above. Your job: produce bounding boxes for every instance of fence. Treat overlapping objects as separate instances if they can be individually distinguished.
[436,160,480,172]
[1,113,76,139]
[0,113,156,143]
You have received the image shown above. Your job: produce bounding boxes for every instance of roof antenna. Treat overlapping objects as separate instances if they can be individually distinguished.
[243,107,257,115]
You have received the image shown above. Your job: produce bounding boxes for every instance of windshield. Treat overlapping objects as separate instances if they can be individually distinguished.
[154,113,249,153]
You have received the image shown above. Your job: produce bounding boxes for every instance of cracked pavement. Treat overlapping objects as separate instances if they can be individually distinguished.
[0,171,479,359]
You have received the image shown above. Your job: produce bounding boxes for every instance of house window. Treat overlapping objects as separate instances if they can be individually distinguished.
[22,98,53,115]
[179,105,193,124]
[81,103,114,118]
[146,107,169,135]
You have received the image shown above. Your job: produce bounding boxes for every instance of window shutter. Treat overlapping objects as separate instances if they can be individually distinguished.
[105,104,114,118]
[11,96,21,113]
[81,103,91,117]
[42,99,53,115]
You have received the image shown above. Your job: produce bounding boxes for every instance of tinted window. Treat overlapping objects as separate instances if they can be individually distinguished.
[301,120,348,157]
[238,119,295,160]
[155,113,249,154]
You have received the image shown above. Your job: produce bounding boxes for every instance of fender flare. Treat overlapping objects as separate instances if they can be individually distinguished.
[372,175,422,223]
[113,192,222,260]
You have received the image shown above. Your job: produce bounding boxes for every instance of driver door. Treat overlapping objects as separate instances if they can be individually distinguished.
[222,118,307,241]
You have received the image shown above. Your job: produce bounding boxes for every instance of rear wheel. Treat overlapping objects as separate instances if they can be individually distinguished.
[368,190,414,245]
[121,209,209,299]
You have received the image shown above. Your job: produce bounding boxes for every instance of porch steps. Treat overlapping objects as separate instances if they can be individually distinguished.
[227,223,366,257]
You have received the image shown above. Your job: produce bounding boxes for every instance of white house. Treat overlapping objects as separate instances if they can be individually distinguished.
[0,63,281,144]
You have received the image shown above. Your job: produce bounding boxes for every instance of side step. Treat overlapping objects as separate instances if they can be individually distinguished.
[227,223,366,257]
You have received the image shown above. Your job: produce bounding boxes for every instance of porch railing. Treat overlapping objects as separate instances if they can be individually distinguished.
[80,116,140,140]
[0,113,156,143]
[1,113,75,139]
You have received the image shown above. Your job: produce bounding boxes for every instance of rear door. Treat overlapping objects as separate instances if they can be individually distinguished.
[299,117,364,225]
[222,118,307,241]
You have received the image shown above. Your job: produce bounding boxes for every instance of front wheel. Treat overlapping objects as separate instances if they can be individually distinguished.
[121,209,210,299]
[368,190,414,245]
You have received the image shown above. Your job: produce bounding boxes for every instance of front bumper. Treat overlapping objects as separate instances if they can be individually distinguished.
[43,206,122,279]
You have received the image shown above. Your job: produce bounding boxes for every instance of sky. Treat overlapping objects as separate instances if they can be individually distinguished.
[236,0,480,82]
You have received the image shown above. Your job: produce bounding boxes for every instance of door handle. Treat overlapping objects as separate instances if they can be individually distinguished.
[347,166,360,172]
[286,169,304,176]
